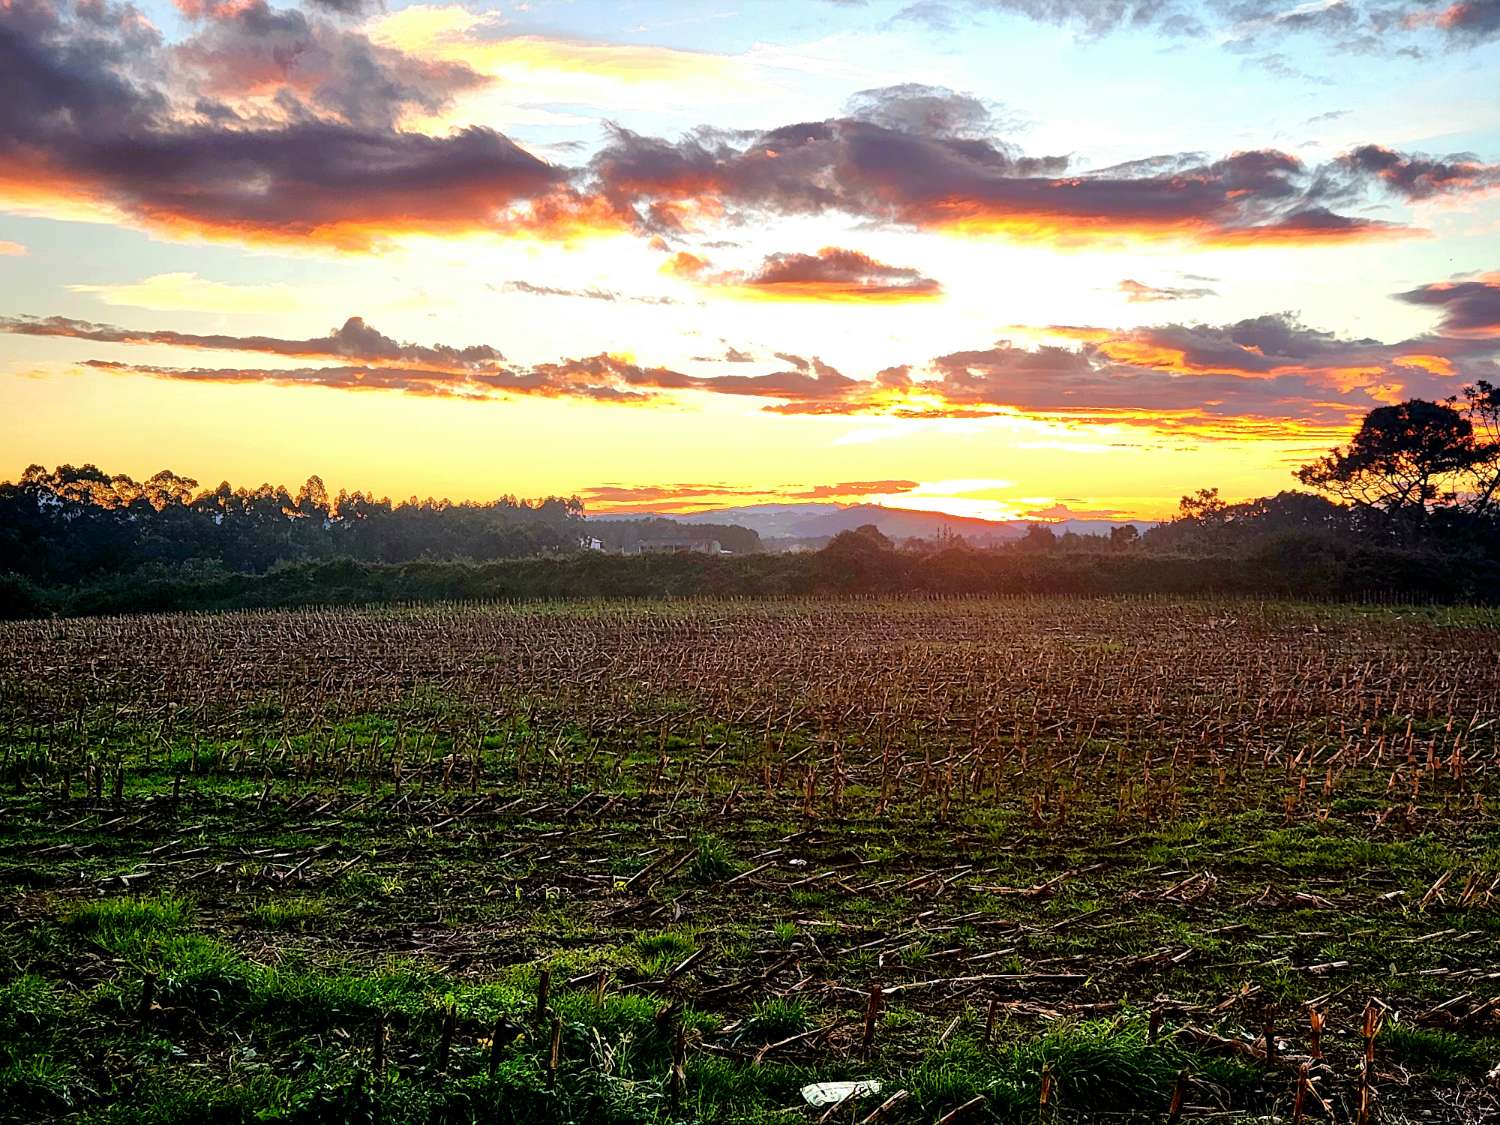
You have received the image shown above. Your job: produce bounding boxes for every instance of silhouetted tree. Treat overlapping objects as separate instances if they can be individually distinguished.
[848,524,893,550]
[1297,399,1489,525]
[1018,523,1057,551]
[1178,487,1226,524]
[1144,489,1350,553]
[815,524,900,589]
[1455,381,1500,516]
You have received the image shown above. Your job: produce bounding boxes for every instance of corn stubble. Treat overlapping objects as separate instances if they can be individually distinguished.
[0,597,1497,1123]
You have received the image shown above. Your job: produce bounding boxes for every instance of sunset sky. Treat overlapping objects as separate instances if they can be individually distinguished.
[3,0,1500,522]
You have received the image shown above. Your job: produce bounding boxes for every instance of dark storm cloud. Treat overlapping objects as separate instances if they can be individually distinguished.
[1334,144,1500,200]
[3,7,1490,253]
[173,0,484,131]
[583,87,1474,247]
[1395,274,1500,336]
[0,0,565,248]
[1433,0,1500,39]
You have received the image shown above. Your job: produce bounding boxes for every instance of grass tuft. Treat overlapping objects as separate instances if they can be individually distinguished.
[250,897,327,930]
[65,896,190,953]
[1383,1022,1494,1077]
[689,834,736,884]
[743,997,810,1041]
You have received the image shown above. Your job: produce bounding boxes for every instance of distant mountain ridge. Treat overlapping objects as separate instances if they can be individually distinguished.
[590,502,1151,544]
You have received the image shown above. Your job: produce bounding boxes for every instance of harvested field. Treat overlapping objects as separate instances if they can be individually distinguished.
[2,598,1498,1123]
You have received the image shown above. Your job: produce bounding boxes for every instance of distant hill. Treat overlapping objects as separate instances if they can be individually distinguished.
[589,502,1151,548]
[591,507,1152,546]
[665,503,1026,543]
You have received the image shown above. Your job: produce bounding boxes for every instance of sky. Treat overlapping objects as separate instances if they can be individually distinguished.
[3,0,1500,522]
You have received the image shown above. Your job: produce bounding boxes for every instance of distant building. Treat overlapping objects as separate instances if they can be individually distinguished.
[636,537,722,555]
[581,536,604,551]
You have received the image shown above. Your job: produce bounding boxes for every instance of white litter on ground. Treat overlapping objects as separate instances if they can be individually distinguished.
[800,1079,883,1107]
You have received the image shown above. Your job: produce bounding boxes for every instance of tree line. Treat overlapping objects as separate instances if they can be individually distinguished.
[0,465,586,585]
[1,385,1496,617]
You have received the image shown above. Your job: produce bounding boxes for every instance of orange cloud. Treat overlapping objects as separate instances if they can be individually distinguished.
[1090,339,1198,372]
[0,159,131,227]
[1199,213,1418,247]
[579,479,922,515]
[1014,325,1113,343]
[1393,353,1457,376]
[1423,0,1500,41]
[79,357,667,404]
[668,247,943,303]
[662,251,712,280]
[10,286,1498,444]
[494,190,635,242]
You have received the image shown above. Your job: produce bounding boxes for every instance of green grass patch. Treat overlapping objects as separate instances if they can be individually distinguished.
[1383,1022,1494,1078]
[249,897,328,930]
